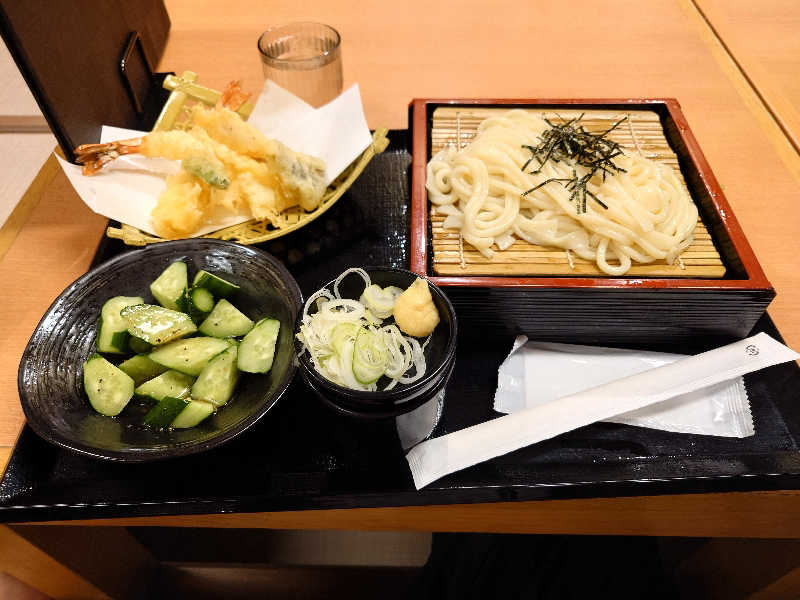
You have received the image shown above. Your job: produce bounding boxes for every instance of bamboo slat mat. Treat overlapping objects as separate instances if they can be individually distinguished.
[429,107,725,277]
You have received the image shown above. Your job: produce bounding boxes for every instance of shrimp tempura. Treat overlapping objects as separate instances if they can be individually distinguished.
[151,171,210,239]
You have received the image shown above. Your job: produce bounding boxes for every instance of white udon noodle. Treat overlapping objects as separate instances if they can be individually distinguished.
[425,110,698,276]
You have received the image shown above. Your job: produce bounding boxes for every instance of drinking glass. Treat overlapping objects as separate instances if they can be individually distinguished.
[258,22,343,107]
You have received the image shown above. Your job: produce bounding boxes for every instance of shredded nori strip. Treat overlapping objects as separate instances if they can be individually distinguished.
[521,114,626,214]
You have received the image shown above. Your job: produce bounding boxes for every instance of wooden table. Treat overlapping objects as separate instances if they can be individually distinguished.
[2,1,800,597]
[695,0,800,153]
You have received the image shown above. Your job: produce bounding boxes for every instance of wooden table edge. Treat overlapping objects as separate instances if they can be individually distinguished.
[0,446,11,477]
[15,490,800,538]
[0,525,110,599]
[0,151,59,263]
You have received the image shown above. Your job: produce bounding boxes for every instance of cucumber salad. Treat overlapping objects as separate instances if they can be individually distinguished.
[296,268,440,391]
[82,261,280,429]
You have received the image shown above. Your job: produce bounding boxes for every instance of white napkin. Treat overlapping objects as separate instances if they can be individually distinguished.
[406,333,799,489]
[494,338,754,438]
[56,81,373,236]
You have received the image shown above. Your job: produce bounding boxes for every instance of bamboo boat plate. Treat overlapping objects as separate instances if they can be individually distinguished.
[106,71,389,247]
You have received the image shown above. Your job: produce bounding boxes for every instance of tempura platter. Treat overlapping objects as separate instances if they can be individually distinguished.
[94,71,389,246]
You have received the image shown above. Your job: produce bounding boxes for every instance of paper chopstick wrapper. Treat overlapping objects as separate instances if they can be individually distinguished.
[406,333,799,489]
[56,82,373,237]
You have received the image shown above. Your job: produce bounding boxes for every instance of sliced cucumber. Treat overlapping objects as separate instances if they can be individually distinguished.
[143,396,189,428]
[352,327,388,384]
[150,261,189,312]
[118,354,168,387]
[171,399,215,428]
[188,287,215,323]
[198,299,254,338]
[238,318,280,373]
[121,304,197,345]
[128,335,152,354]
[83,353,135,416]
[134,370,195,402]
[148,337,230,376]
[191,345,239,407]
[193,270,240,298]
[97,296,144,354]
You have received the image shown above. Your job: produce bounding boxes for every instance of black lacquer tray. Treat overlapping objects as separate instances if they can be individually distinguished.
[2,130,800,523]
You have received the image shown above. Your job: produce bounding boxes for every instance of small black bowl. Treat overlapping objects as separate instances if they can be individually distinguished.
[301,355,457,419]
[294,267,457,418]
[18,239,302,462]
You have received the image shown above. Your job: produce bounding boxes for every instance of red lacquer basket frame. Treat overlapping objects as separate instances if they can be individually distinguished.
[409,98,771,294]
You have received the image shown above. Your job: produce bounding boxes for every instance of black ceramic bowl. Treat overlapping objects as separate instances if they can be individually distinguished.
[18,239,302,462]
[294,268,457,418]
